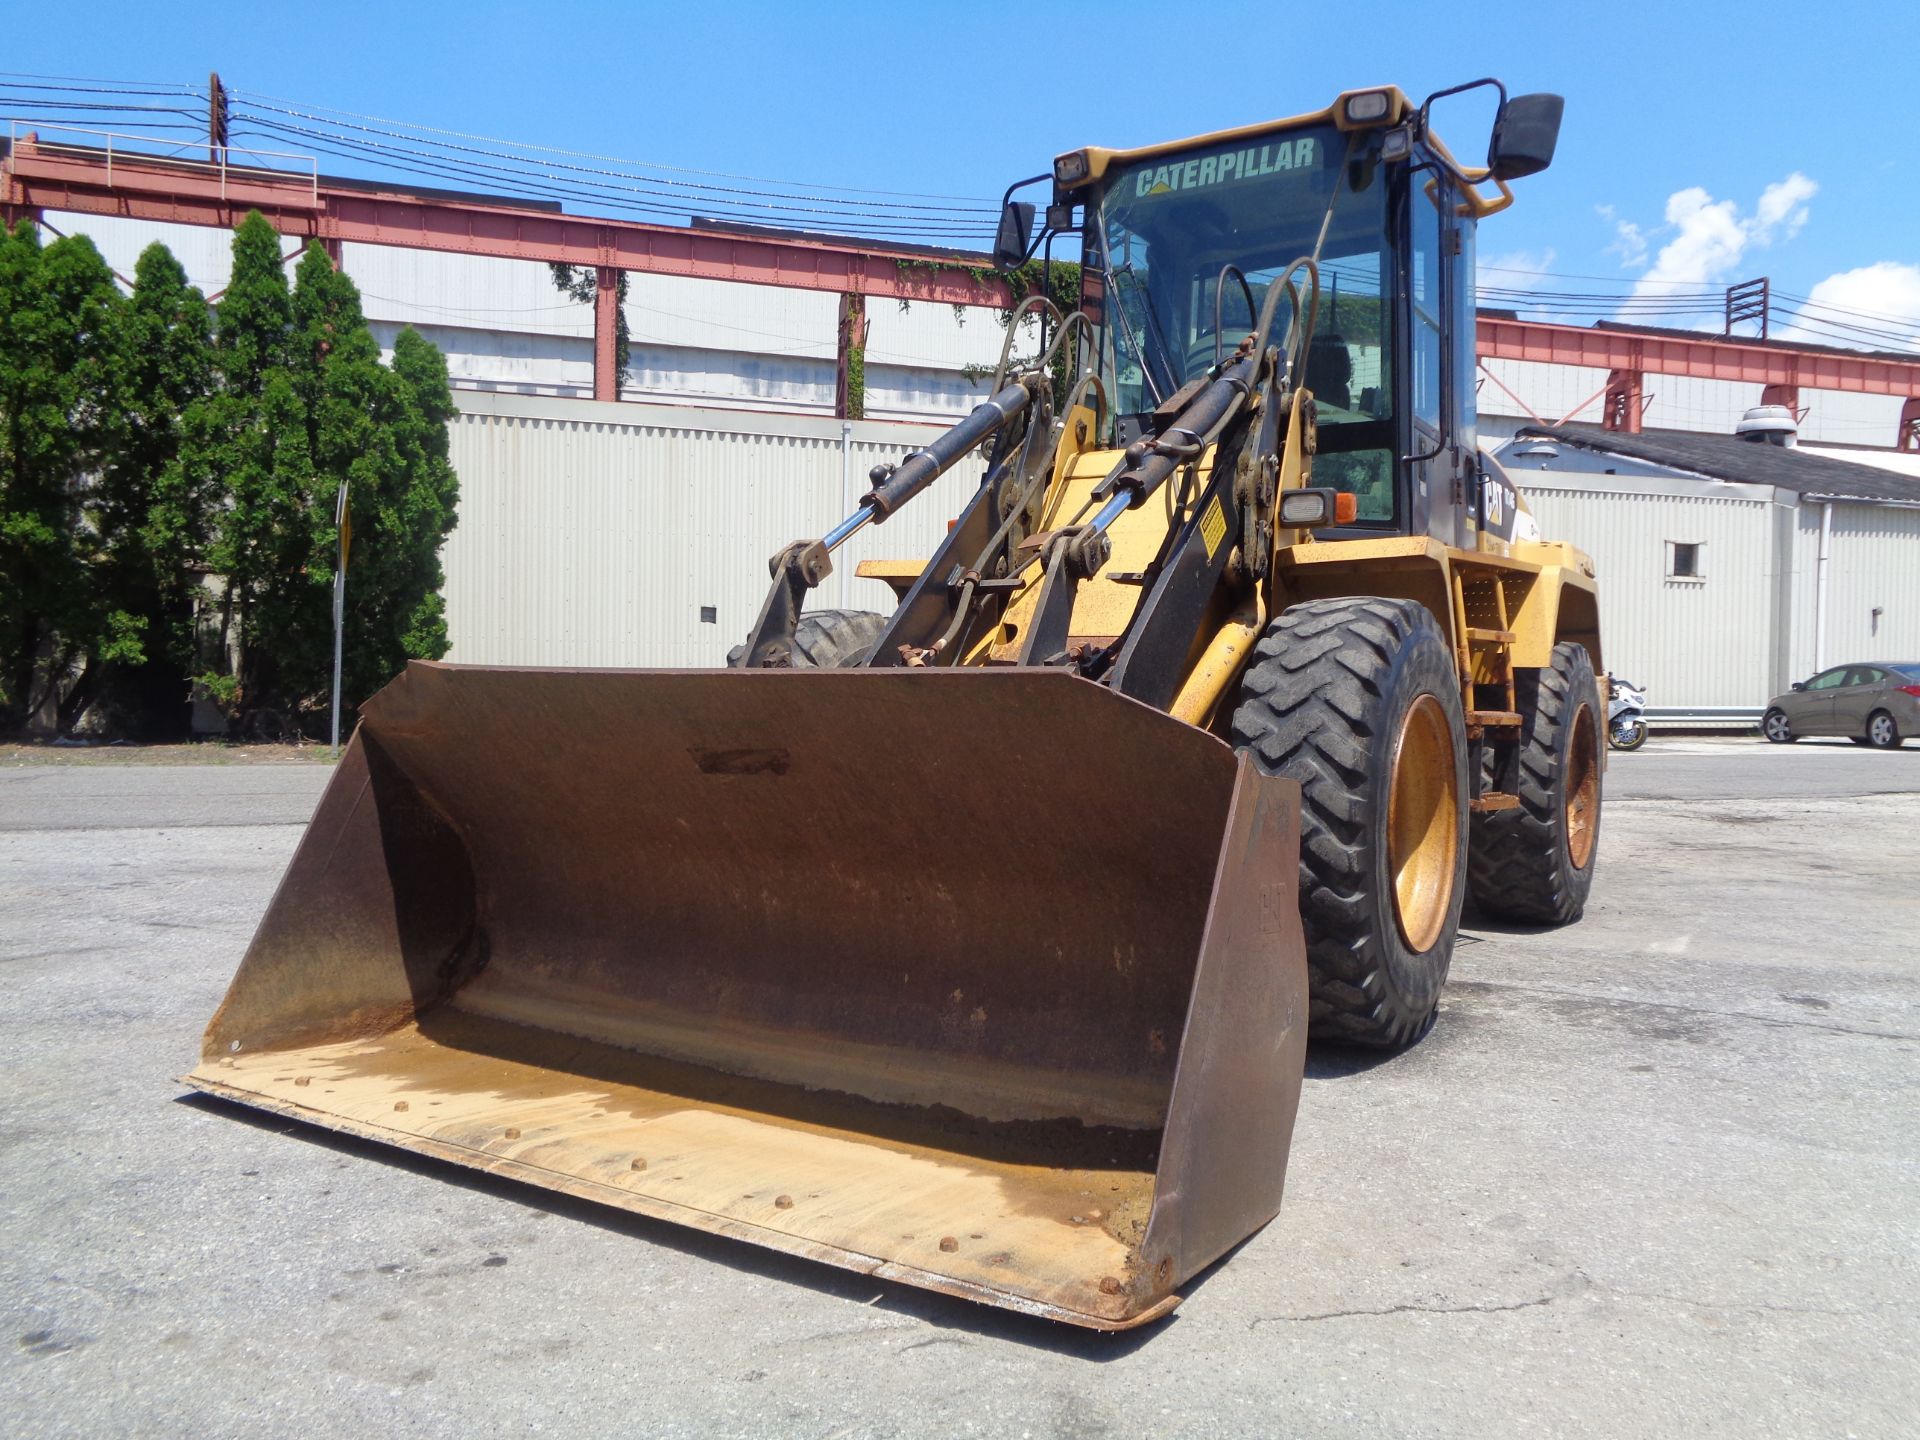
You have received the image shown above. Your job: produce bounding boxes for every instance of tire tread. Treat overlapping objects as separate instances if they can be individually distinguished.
[1467,642,1600,923]
[1231,597,1465,1047]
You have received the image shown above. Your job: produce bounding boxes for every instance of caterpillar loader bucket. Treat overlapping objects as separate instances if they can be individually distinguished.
[186,662,1308,1329]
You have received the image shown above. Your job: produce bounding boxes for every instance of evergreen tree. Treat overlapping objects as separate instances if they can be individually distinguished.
[179,221,462,729]
[0,222,130,732]
[197,211,320,719]
[217,211,291,392]
[382,326,459,675]
[91,242,217,735]
[2,207,454,738]
[287,246,458,710]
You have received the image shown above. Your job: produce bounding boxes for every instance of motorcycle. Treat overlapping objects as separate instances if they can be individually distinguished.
[1608,675,1648,751]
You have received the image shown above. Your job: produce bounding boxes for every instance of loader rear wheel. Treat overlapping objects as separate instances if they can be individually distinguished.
[1468,642,1602,924]
[727,609,888,668]
[1230,597,1469,1048]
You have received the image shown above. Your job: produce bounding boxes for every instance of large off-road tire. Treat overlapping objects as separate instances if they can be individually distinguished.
[1468,641,1602,924]
[1230,597,1470,1048]
[727,609,888,668]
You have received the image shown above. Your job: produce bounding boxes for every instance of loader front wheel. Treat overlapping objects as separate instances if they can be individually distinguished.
[726,609,888,668]
[1468,642,1602,924]
[1230,597,1469,1048]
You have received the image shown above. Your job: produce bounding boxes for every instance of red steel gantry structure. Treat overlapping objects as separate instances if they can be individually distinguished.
[5,133,1917,445]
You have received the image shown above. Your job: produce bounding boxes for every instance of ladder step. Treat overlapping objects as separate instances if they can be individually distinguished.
[1471,792,1521,812]
[1466,710,1524,727]
[1465,626,1516,644]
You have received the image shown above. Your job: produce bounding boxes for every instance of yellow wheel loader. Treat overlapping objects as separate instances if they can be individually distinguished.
[188,80,1602,1330]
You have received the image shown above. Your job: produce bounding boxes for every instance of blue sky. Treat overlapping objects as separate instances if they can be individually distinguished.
[8,0,1916,347]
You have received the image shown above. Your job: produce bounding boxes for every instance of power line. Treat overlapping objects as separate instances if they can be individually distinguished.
[0,73,197,96]
[233,94,996,219]
[0,69,1003,248]
[230,112,993,236]
[229,119,987,244]
[226,85,995,204]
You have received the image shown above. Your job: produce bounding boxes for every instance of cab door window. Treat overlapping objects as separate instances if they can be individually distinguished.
[1409,179,1445,434]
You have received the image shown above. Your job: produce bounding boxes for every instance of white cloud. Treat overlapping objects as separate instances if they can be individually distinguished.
[1618,172,1819,315]
[1775,261,1920,351]
[1596,203,1647,268]
[1754,173,1816,241]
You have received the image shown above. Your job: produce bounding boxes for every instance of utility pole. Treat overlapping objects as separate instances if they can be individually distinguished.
[208,72,229,167]
[1723,277,1769,340]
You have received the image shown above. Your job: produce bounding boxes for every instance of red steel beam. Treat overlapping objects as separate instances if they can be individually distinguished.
[592,265,620,402]
[1478,314,1920,399]
[11,140,1918,401]
[1,139,1012,308]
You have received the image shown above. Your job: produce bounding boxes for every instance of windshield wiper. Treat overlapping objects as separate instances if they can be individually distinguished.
[1091,209,1169,407]
[1123,262,1183,392]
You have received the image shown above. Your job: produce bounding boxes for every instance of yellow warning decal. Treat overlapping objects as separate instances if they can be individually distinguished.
[1199,495,1228,560]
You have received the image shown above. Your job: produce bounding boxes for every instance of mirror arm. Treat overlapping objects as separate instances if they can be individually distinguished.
[994,174,1051,269]
[1415,77,1508,150]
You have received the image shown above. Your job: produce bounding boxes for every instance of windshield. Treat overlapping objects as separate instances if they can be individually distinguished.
[1091,123,1396,521]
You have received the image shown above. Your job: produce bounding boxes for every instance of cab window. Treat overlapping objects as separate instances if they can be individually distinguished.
[1093,125,1397,524]
[1408,179,1444,433]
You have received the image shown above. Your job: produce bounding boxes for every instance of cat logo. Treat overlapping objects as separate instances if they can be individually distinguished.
[1135,137,1320,197]
[1478,466,1518,542]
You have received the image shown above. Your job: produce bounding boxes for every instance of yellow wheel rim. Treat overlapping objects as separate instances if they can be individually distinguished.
[1387,694,1458,954]
[1566,700,1599,871]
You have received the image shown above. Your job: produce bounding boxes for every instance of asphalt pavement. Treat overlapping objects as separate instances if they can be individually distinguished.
[2,737,1916,1437]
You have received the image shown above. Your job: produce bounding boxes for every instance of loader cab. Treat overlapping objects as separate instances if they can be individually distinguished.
[1062,85,1555,548]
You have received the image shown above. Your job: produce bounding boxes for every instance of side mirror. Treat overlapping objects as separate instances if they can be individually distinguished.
[1790,681,1806,692]
[992,200,1036,270]
[1488,93,1564,181]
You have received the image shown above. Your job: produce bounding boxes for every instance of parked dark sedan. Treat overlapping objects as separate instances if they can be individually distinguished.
[1761,663,1920,748]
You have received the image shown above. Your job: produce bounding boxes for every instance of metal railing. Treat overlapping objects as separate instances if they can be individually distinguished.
[6,121,318,207]
[1645,706,1763,729]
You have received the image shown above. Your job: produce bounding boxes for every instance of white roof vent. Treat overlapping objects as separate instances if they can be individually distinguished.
[1735,403,1798,447]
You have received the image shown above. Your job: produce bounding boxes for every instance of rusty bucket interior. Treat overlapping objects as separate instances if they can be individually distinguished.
[186,662,1307,1328]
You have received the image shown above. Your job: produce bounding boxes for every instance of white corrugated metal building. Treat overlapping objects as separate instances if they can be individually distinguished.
[442,394,984,668]
[48,210,1015,424]
[39,208,1920,719]
[1498,424,1920,722]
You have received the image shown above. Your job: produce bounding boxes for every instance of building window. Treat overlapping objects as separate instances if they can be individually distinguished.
[699,605,718,624]
[1666,541,1704,581]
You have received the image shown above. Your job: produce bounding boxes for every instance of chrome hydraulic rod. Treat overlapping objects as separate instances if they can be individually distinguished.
[820,507,874,553]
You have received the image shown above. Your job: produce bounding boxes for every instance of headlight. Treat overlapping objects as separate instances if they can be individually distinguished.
[1279,490,1332,526]
[1279,489,1358,527]
[1053,150,1090,186]
[1342,89,1393,125]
